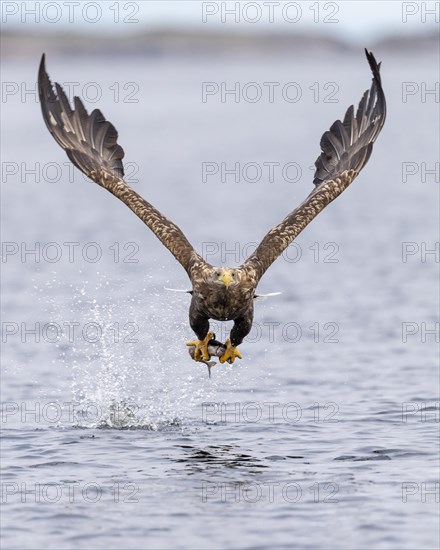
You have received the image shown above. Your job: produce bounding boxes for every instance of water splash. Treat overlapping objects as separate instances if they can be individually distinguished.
[31,270,245,429]
[65,276,236,429]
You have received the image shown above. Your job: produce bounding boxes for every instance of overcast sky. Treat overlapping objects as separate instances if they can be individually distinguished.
[2,1,438,43]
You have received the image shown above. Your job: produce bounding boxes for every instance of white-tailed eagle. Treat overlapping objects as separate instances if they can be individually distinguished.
[38,50,386,368]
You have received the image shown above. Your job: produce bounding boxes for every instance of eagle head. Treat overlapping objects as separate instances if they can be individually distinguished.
[212,267,241,289]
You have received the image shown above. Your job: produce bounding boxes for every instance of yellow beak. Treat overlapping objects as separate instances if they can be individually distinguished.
[221,271,233,288]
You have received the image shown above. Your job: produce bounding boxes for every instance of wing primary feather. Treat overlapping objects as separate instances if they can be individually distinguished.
[38,54,205,278]
[72,96,88,142]
[242,49,386,283]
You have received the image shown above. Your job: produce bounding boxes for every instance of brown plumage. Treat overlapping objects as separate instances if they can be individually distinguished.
[38,50,386,365]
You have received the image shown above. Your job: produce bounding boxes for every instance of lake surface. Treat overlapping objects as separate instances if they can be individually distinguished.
[1,48,439,549]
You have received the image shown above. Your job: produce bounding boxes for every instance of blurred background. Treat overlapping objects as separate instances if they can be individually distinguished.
[1,0,439,53]
[1,2,439,549]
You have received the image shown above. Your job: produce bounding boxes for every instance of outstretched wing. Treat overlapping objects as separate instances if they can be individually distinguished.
[38,54,204,278]
[243,49,386,282]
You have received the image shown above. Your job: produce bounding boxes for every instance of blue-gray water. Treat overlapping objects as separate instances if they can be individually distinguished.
[1,50,439,549]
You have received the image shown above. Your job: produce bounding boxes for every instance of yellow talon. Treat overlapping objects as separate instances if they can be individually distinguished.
[186,331,215,362]
[219,339,242,364]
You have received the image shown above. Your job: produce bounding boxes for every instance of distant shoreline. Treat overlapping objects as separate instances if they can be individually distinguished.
[2,28,437,60]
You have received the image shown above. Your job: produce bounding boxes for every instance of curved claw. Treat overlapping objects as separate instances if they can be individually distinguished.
[219,339,242,364]
[186,331,215,362]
